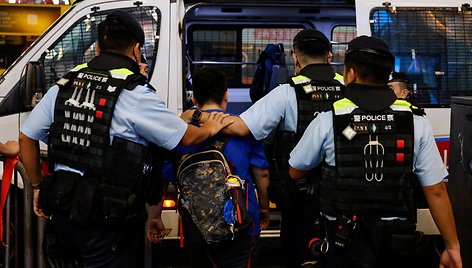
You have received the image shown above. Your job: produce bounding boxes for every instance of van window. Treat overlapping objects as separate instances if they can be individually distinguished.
[187,26,303,87]
[41,7,161,90]
[331,25,356,75]
[370,7,472,107]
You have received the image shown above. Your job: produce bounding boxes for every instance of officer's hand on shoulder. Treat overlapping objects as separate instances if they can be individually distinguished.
[201,112,233,136]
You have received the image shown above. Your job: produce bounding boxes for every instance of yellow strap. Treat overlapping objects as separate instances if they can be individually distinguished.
[70,63,88,72]
[333,98,356,110]
[393,99,417,109]
[110,68,134,76]
[334,73,344,84]
[109,68,134,80]
[291,75,311,84]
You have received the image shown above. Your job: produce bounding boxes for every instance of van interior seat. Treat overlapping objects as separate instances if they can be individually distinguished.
[250,43,290,103]
[268,43,289,92]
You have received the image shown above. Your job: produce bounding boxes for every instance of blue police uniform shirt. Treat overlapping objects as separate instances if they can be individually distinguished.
[21,83,188,173]
[240,84,298,141]
[164,109,269,237]
[289,110,448,187]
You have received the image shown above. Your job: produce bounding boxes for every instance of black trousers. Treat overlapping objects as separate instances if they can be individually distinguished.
[182,214,256,268]
[279,191,320,268]
[47,214,145,268]
[322,219,418,268]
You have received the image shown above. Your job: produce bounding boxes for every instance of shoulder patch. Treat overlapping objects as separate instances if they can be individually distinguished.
[56,77,69,87]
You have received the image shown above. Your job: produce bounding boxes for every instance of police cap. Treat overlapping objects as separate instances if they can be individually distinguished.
[346,35,394,63]
[293,29,330,50]
[389,71,410,84]
[105,10,145,46]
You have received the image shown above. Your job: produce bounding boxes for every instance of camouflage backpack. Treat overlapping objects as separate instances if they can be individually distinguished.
[176,138,252,244]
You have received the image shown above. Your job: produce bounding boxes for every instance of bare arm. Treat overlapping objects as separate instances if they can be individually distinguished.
[289,166,309,181]
[253,166,270,210]
[252,166,270,230]
[423,181,462,268]
[180,110,250,137]
[19,132,47,218]
[179,112,235,145]
[18,133,42,186]
[147,182,169,244]
[0,140,20,157]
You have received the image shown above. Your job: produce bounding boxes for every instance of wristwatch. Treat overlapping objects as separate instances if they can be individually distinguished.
[31,182,41,190]
[192,109,203,123]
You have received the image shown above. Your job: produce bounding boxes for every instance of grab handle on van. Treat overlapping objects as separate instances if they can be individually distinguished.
[20,61,45,109]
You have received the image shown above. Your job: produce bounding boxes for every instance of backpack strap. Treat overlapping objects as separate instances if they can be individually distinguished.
[210,135,234,173]
[211,135,229,152]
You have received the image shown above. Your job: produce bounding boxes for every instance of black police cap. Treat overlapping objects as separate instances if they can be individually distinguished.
[293,29,330,50]
[389,71,410,84]
[106,10,145,46]
[346,35,395,63]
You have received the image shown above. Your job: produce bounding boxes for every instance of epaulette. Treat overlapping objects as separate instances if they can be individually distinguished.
[123,74,151,91]
[55,71,74,90]
[411,106,426,116]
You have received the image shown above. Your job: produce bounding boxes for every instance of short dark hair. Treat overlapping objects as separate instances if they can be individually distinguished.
[293,40,329,59]
[98,17,137,52]
[292,29,330,58]
[192,67,227,105]
[345,51,393,84]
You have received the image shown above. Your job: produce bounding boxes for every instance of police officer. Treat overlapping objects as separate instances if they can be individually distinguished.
[289,36,462,268]
[185,29,344,267]
[19,10,230,267]
[388,71,422,108]
[389,71,410,99]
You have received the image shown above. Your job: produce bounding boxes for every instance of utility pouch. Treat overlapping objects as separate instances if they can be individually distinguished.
[40,172,78,214]
[95,183,136,224]
[333,215,357,249]
[70,176,100,225]
[39,174,57,216]
[388,220,416,259]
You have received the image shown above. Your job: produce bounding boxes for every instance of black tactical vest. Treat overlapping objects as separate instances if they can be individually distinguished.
[272,74,344,173]
[320,98,416,219]
[48,64,146,175]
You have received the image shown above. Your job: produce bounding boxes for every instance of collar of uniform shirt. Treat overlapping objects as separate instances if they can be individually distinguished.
[344,83,397,112]
[299,63,336,82]
[88,51,141,74]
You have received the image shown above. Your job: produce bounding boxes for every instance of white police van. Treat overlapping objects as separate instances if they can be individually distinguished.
[0,0,470,259]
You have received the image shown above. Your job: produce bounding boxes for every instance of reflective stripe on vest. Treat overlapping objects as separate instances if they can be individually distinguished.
[70,64,133,80]
[334,98,413,115]
[334,73,344,84]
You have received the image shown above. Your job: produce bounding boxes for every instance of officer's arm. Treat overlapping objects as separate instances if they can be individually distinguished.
[422,181,461,259]
[181,110,250,137]
[179,112,234,145]
[18,133,42,186]
[289,167,308,180]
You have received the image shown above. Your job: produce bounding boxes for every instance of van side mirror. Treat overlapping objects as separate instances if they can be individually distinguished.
[20,61,45,109]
